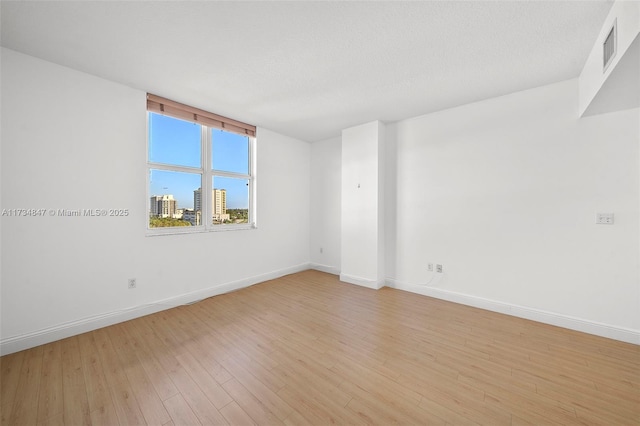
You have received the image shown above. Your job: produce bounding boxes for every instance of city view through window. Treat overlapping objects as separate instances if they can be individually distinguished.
[148,113,251,228]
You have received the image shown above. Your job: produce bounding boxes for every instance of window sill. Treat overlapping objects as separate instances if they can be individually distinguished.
[146,223,257,236]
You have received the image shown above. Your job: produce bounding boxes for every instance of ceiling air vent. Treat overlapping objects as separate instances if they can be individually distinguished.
[603,19,617,72]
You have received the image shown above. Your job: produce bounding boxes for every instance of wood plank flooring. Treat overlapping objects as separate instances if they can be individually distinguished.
[1,270,639,425]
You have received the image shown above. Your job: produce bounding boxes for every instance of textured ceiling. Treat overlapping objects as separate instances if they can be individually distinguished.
[1,1,613,142]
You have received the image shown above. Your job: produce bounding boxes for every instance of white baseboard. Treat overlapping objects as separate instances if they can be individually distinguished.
[5,266,635,355]
[340,273,385,290]
[0,263,310,356]
[309,262,340,276]
[386,278,640,345]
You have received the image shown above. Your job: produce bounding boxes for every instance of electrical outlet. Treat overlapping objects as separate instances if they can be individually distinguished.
[596,213,614,225]
[320,247,323,254]
[436,264,443,273]
[427,263,433,272]
[128,278,136,289]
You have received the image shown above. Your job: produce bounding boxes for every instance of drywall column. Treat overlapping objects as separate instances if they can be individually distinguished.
[340,121,385,289]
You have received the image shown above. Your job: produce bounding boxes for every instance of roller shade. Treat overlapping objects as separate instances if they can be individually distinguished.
[147,94,256,137]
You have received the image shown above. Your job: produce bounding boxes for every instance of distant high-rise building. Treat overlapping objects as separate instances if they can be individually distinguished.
[213,188,227,217]
[150,194,177,218]
[194,188,202,213]
[194,188,230,222]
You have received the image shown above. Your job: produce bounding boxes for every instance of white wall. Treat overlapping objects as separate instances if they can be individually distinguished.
[388,79,639,342]
[310,136,341,274]
[310,78,639,342]
[0,48,311,354]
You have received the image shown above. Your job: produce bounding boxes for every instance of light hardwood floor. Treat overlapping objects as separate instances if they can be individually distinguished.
[1,270,639,425]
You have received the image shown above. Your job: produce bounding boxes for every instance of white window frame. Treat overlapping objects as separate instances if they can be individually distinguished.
[146,112,257,236]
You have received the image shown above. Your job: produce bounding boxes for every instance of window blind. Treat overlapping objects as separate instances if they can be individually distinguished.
[147,94,256,137]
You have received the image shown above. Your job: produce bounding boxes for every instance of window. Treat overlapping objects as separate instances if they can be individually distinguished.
[147,94,256,234]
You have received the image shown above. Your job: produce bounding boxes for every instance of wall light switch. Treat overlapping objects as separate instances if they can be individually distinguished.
[596,213,614,225]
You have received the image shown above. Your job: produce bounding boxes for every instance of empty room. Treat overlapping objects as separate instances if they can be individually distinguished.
[1,1,639,425]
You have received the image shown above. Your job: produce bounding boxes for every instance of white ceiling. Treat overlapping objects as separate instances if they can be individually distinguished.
[1,1,613,142]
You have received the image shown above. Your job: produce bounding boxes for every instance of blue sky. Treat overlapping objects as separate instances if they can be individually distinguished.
[149,113,249,209]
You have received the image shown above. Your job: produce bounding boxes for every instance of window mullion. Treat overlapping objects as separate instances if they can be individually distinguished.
[147,162,202,175]
[203,126,212,229]
[211,170,251,180]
